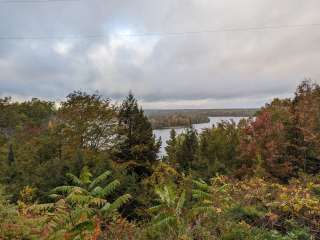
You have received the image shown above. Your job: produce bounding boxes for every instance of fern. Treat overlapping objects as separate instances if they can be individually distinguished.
[192,189,212,200]
[89,197,107,208]
[28,203,55,213]
[88,170,111,191]
[66,173,83,187]
[149,185,187,237]
[102,194,131,217]
[99,180,120,198]
[175,190,186,216]
[65,192,91,205]
[193,179,210,191]
[39,166,130,238]
[191,178,231,219]
[152,216,176,229]
[148,204,162,213]
[71,220,95,233]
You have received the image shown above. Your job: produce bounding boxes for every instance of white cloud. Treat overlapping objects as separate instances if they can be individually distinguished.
[53,41,74,56]
[1,0,320,108]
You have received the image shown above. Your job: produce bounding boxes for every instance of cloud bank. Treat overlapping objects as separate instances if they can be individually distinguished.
[0,0,320,108]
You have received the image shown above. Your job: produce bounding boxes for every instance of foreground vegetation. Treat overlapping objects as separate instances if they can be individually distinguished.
[0,80,320,239]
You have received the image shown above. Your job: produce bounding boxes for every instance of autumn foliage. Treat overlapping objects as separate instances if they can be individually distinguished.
[1,81,320,239]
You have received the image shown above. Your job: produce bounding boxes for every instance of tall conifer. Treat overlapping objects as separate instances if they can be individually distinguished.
[117,93,160,164]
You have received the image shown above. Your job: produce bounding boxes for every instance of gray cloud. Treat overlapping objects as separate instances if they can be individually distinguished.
[0,0,320,108]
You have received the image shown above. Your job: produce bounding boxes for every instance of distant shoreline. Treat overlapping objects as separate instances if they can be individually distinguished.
[147,109,258,129]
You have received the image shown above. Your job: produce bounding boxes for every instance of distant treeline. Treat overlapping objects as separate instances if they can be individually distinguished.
[146,108,258,129]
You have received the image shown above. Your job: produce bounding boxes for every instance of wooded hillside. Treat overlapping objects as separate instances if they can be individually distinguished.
[0,81,320,239]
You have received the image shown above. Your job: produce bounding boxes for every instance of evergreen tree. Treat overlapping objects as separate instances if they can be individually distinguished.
[165,129,177,164]
[117,93,160,164]
[176,128,198,172]
[199,122,240,177]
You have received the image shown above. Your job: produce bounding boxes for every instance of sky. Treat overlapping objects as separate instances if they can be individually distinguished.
[0,0,320,109]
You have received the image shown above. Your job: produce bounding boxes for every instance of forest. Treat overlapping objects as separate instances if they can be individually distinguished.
[0,80,320,239]
[146,109,257,129]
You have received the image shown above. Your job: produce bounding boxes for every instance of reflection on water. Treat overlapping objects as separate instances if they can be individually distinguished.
[153,116,246,157]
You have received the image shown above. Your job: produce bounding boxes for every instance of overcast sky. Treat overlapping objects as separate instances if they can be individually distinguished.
[0,0,319,109]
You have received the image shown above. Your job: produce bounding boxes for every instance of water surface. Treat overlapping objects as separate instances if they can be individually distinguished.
[153,116,245,157]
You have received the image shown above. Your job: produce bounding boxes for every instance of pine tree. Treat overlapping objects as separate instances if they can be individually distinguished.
[117,92,160,164]
[176,128,198,172]
[165,129,177,164]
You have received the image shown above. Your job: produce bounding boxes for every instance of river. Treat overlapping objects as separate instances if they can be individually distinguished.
[153,116,246,157]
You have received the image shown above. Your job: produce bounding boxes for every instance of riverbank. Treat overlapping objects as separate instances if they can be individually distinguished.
[146,108,257,129]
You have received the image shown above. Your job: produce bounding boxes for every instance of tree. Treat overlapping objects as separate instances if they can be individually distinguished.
[18,98,55,128]
[237,99,297,180]
[175,128,198,172]
[165,129,177,164]
[117,93,160,165]
[58,91,117,151]
[199,121,240,177]
[292,80,320,173]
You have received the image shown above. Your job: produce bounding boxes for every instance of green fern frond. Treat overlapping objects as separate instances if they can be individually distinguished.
[79,166,93,185]
[110,194,131,210]
[88,170,111,191]
[65,192,91,205]
[148,204,162,214]
[89,197,107,207]
[153,212,171,222]
[48,193,63,200]
[51,185,75,195]
[155,186,175,206]
[70,207,94,221]
[71,220,95,234]
[90,186,103,196]
[175,190,186,216]
[102,194,131,216]
[101,202,111,213]
[217,184,228,193]
[28,203,55,213]
[152,216,176,229]
[193,179,210,191]
[191,206,214,216]
[66,173,83,186]
[192,189,211,200]
[99,179,120,197]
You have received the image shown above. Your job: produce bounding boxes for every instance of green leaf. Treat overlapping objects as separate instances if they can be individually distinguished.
[71,220,95,233]
[192,189,211,200]
[51,186,75,195]
[102,194,131,216]
[99,180,120,198]
[88,170,111,191]
[79,166,93,185]
[153,216,176,229]
[66,173,83,187]
[175,190,186,216]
